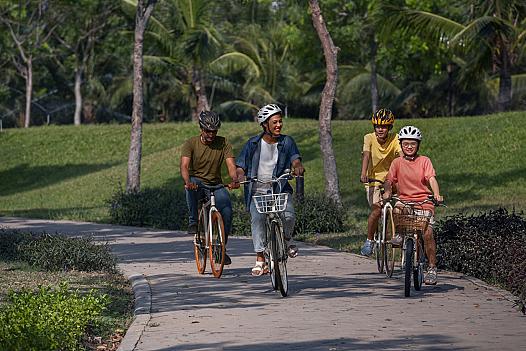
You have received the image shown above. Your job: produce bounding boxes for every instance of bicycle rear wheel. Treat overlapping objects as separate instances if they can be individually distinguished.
[193,208,207,274]
[208,211,226,278]
[272,220,288,297]
[414,235,425,291]
[383,207,398,278]
[404,239,414,297]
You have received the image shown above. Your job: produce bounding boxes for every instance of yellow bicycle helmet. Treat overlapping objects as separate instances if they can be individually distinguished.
[371,108,395,126]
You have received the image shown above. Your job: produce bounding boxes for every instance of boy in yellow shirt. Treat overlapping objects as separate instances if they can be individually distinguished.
[360,108,401,256]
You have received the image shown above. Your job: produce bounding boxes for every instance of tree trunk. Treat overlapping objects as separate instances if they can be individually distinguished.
[497,42,512,112]
[24,57,33,128]
[309,0,342,206]
[74,66,82,125]
[370,33,379,114]
[126,0,157,193]
[192,67,209,121]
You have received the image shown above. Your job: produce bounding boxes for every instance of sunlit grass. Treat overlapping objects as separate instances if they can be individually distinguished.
[1,112,524,232]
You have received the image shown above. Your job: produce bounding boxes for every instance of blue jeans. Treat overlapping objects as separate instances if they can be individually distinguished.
[249,197,295,253]
[185,177,233,237]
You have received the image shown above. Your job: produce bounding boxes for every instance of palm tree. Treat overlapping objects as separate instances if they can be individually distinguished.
[387,0,526,112]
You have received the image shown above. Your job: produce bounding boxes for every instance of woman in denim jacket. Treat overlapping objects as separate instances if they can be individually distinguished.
[236,104,305,276]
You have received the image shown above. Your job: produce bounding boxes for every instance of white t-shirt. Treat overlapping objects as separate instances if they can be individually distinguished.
[255,139,278,193]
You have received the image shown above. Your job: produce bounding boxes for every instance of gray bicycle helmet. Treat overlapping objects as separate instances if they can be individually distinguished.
[398,125,422,141]
[199,110,221,130]
[257,104,282,124]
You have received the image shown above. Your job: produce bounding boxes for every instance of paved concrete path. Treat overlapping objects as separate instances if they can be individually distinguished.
[1,217,523,351]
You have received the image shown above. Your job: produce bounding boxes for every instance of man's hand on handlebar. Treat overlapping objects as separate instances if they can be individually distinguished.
[227,181,240,190]
[360,174,368,183]
[184,182,198,191]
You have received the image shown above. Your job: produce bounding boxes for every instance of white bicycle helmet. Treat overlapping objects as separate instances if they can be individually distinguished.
[257,104,282,124]
[398,125,422,141]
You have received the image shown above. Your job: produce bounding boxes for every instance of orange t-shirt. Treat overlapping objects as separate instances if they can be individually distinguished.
[386,155,436,212]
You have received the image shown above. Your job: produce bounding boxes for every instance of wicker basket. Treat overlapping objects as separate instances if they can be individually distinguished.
[253,193,288,214]
[393,208,431,235]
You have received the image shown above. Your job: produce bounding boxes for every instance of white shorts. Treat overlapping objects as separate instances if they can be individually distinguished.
[365,186,382,207]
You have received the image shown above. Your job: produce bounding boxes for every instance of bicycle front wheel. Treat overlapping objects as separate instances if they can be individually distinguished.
[404,239,414,297]
[273,220,288,297]
[374,226,385,274]
[193,208,207,274]
[414,235,425,291]
[208,211,226,278]
[383,207,398,278]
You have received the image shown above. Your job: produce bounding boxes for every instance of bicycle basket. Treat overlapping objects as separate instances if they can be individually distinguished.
[253,193,288,214]
[393,207,431,235]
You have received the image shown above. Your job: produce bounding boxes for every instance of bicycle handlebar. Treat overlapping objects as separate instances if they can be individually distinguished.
[364,178,385,185]
[196,183,225,191]
[389,194,446,207]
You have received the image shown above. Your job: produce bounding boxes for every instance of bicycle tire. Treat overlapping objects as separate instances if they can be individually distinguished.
[404,239,414,297]
[208,211,226,278]
[273,220,288,297]
[414,235,425,291]
[269,221,280,291]
[374,225,385,274]
[383,207,397,277]
[194,207,207,274]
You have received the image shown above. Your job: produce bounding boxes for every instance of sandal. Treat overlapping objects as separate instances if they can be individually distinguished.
[251,261,268,276]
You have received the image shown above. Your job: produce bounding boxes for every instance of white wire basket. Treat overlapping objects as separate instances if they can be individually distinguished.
[253,193,288,214]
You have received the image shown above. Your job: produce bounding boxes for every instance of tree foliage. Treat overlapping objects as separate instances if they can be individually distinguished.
[1,0,525,127]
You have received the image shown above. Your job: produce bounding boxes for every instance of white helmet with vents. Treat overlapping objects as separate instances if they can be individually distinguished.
[398,125,422,141]
[257,104,282,124]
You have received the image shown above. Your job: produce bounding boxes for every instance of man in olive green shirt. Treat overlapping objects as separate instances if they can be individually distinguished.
[180,111,239,264]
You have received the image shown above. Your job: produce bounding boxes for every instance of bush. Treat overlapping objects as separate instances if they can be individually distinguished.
[0,282,109,351]
[107,187,188,230]
[108,187,346,236]
[435,208,526,312]
[294,192,347,235]
[0,230,116,273]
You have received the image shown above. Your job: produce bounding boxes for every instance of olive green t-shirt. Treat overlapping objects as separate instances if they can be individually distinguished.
[181,136,234,185]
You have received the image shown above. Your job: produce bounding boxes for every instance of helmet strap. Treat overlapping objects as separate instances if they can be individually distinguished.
[262,122,279,139]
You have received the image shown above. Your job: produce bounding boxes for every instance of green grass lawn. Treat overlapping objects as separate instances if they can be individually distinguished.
[1,112,524,229]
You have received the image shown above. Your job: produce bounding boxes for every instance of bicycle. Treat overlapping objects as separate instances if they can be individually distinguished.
[241,171,300,297]
[365,178,396,277]
[387,195,445,297]
[193,183,227,278]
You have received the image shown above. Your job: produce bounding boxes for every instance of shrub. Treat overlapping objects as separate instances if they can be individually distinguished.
[294,192,347,235]
[107,187,188,230]
[108,187,346,236]
[0,282,109,351]
[435,208,526,312]
[0,230,116,273]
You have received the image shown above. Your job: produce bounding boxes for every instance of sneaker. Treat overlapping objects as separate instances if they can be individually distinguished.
[424,267,437,285]
[360,239,374,256]
[287,245,299,258]
[390,235,403,246]
[188,223,197,235]
[224,253,232,265]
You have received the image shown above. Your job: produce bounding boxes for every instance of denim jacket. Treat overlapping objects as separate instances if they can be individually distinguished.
[236,133,301,209]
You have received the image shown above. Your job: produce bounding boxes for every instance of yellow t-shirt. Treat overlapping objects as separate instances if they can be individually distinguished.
[363,132,401,182]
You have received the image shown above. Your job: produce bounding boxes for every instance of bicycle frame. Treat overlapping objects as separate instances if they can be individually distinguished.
[198,192,223,249]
